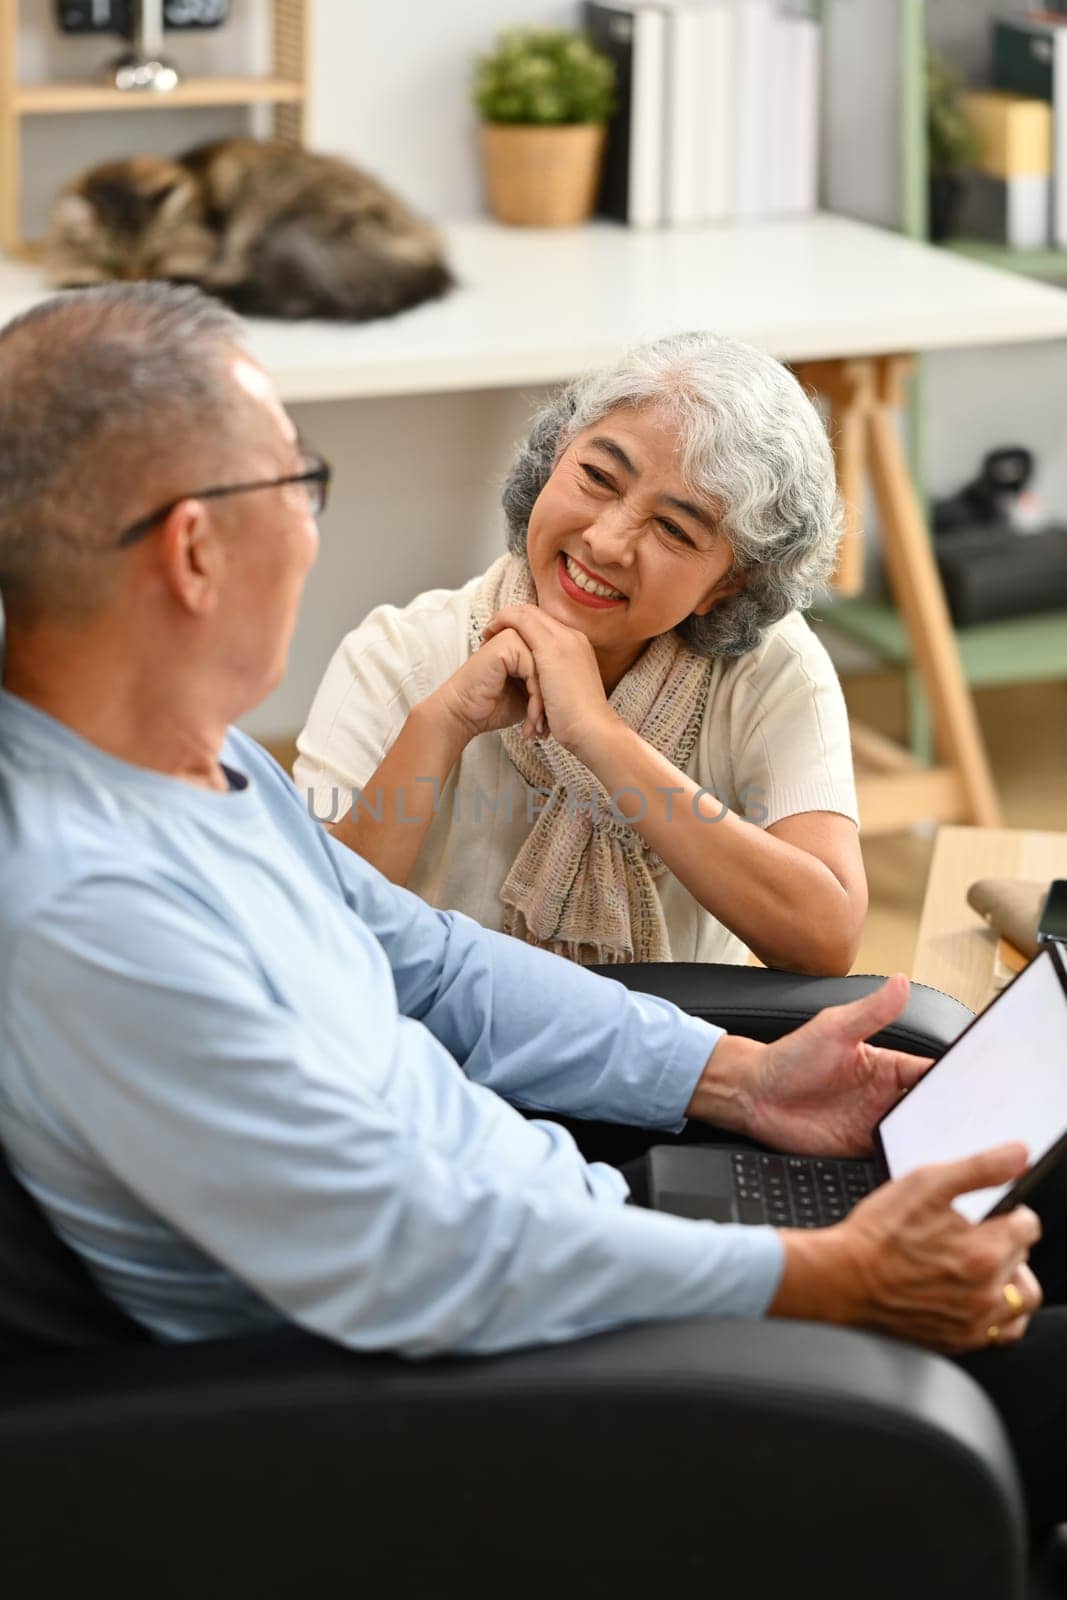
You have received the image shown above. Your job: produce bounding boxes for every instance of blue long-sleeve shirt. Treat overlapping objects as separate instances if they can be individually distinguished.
[0,691,783,1355]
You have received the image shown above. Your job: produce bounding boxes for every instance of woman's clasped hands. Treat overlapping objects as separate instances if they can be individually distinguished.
[432,603,620,759]
[483,603,615,754]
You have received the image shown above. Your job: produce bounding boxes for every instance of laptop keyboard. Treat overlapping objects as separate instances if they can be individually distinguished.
[731,1151,876,1229]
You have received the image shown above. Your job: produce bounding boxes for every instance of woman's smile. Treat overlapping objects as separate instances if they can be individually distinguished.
[557,551,628,608]
[526,405,741,686]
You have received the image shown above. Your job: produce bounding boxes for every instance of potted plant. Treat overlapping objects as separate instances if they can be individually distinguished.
[474,28,616,227]
[927,50,980,242]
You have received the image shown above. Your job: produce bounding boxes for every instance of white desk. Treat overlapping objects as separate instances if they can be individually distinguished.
[4,214,1067,402]
[3,213,1067,801]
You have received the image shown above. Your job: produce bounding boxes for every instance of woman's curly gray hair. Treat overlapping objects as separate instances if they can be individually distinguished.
[501,330,842,658]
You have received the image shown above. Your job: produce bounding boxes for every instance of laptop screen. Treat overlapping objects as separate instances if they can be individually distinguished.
[878,947,1067,1222]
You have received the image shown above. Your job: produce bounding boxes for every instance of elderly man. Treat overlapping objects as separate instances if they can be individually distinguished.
[0,286,1065,1539]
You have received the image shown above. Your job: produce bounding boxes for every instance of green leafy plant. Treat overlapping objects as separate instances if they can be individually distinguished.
[927,50,980,177]
[474,28,616,126]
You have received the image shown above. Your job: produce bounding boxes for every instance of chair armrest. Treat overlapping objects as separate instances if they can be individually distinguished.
[593,962,973,1055]
[0,1318,1025,1599]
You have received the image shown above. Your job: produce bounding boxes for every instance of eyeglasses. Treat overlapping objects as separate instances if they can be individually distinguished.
[117,449,333,548]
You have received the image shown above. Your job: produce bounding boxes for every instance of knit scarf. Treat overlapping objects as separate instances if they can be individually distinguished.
[469,554,712,964]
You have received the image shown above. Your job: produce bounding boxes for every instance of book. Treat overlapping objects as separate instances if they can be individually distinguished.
[664,3,702,225]
[779,11,821,215]
[586,2,666,227]
[664,0,736,226]
[764,5,793,214]
[732,0,776,221]
[958,171,1051,250]
[992,13,1067,248]
[699,0,734,224]
[960,86,1052,250]
[630,5,666,226]
[962,89,1053,180]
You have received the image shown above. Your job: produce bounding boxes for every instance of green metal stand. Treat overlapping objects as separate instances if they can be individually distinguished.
[817,598,1067,762]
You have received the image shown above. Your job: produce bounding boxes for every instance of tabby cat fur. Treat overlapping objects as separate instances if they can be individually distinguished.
[45,138,453,322]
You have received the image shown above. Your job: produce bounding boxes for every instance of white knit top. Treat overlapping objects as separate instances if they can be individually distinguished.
[295,575,859,965]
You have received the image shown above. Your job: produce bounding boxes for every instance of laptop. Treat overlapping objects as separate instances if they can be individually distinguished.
[648,943,1067,1229]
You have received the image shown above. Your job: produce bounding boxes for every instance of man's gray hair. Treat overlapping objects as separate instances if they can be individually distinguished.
[501,330,842,658]
[0,283,244,624]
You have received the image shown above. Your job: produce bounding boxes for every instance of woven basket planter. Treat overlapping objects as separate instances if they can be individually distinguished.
[480,122,606,227]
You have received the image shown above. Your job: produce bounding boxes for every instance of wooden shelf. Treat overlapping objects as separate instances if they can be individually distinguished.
[0,0,310,255]
[942,237,1067,284]
[15,77,304,115]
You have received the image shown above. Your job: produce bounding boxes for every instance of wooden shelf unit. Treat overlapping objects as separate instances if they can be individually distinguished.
[14,76,304,114]
[0,0,310,256]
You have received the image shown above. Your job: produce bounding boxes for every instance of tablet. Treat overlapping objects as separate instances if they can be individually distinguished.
[875,943,1067,1222]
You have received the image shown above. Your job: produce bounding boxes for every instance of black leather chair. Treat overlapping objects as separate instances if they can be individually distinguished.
[0,965,1057,1599]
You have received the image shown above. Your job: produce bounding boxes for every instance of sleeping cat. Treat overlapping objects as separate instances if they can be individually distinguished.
[45,138,453,322]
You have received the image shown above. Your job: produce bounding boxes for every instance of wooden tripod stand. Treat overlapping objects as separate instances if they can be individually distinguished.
[792,354,1002,836]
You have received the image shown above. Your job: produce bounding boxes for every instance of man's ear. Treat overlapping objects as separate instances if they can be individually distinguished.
[692,569,746,617]
[156,500,222,616]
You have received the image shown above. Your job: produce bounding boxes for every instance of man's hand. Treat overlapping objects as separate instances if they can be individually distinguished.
[686,974,930,1155]
[749,973,932,1156]
[771,1143,1043,1352]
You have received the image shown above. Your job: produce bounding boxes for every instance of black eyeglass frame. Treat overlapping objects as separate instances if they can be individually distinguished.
[117,450,333,548]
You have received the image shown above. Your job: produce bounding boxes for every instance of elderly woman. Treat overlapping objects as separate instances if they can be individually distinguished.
[296,332,865,974]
